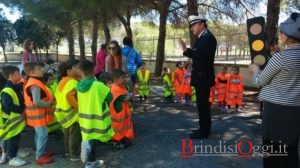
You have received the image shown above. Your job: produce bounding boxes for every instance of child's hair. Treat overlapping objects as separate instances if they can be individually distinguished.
[184,62,191,69]
[2,65,19,80]
[232,65,239,73]
[221,65,227,70]
[78,60,94,76]
[24,62,40,76]
[45,59,54,65]
[176,61,182,67]
[58,59,79,77]
[111,69,125,82]
[43,72,54,83]
[98,72,111,85]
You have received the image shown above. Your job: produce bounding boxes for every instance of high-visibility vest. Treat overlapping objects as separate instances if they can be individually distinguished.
[0,88,26,140]
[110,83,134,141]
[54,79,78,128]
[163,73,174,97]
[137,69,150,96]
[78,81,114,141]
[174,68,186,94]
[46,86,61,132]
[215,73,229,102]
[226,74,244,106]
[191,86,196,102]
[24,77,54,127]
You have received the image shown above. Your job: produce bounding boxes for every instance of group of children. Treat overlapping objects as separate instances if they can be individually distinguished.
[162,62,244,113]
[0,59,135,167]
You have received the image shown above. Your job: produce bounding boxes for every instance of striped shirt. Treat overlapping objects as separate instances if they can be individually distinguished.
[254,43,300,106]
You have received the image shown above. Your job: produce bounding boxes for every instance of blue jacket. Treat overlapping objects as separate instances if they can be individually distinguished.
[122,46,143,75]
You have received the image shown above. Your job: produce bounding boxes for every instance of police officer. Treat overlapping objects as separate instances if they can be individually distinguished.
[179,15,217,139]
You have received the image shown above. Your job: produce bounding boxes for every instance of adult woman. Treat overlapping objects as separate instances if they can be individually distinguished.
[249,13,300,168]
[105,40,122,73]
[22,39,38,66]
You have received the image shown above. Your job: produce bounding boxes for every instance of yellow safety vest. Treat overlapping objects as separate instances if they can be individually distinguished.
[77,81,114,141]
[54,79,78,128]
[163,73,174,97]
[191,86,196,102]
[137,69,150,96]
[0,88,26,140]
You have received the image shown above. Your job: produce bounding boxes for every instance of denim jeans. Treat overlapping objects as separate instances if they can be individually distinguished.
[1,140,7,152]
[7,134,21,159]
[34,126,48,159]
[87,140,100,162]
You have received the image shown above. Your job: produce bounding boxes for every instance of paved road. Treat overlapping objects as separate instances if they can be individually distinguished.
[1,79,263,168]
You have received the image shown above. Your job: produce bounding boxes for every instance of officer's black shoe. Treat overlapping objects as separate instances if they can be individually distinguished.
[190,132,209,139]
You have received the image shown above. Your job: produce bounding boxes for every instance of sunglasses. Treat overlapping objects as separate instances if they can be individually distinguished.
[108,46,117,51]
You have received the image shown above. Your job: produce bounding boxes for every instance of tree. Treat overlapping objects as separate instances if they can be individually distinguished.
[0,14,15,63]
[187,0,198,46]
[266,0,281,46]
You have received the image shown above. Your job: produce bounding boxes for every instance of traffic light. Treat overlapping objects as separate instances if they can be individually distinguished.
[246,17,269,68]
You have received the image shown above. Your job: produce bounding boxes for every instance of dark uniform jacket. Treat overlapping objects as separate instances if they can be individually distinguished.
[183,30,217,87]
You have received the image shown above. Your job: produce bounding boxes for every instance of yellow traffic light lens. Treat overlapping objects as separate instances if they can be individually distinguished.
[252,40,264,51]
[250,23,262,35]
[253,55,266,65]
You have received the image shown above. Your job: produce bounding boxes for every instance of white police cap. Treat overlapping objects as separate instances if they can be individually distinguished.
[188,15,206,26]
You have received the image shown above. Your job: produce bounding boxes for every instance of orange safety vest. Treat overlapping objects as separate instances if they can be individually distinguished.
[24,77,54,127]
[181,72,192,95]
[110,83,134,141]
[225,74,243,106]
[174,68,186,94]
[215,73,229,102]
[209,86,215,103]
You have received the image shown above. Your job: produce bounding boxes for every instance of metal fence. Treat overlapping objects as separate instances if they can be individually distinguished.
[135,29,250,62]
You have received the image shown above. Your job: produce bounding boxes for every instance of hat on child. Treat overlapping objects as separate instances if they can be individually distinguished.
[279,12,300,39]
[188,15,206,26]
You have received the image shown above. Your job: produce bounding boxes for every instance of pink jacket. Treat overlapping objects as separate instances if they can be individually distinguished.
[94,49,106,74]
[22,50,37,65]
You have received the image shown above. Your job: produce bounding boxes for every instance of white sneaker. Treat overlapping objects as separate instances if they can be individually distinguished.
[81,140,91,163]
[8,156,27,166]
[85,160,104,168]
[18,147,33,158]
[0,153,8,164]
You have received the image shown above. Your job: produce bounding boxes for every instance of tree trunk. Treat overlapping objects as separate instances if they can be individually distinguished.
[1,45,7,63]
[102,13,111,44]
[91,15,99,64]
[67,24,75,60]
[187,0,198,46]
[78,18,85,60]
[117,8,133,38]
[266,0,281,47]
[56,42,59,62]
[154,1,172,77]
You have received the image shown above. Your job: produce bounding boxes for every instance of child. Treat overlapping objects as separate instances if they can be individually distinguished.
[162,67,174,103]
[55,60,81,161]
[23,62,55,165]
[181,63,192,105]
[225,66,244,113]
[136,62,150,101]
[110,69,134,149]
[42,72,61,135]
[98,72,112,87]
[77,60,114,167]
[0,65,27,166]
[174,62,186,103]
[215,65,229,112]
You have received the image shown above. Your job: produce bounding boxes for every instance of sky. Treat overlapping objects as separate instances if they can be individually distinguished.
[0,2,290,24]
[0,3,21,22]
